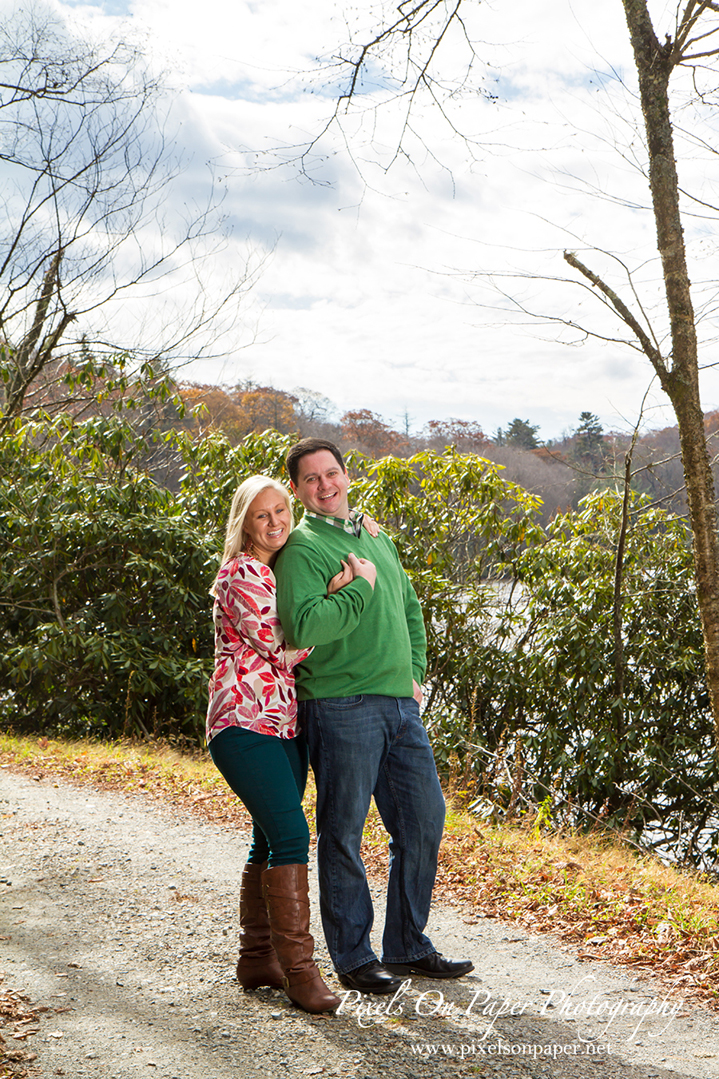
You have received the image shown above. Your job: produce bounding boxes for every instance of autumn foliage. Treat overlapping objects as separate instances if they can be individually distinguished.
[178,382,299,443]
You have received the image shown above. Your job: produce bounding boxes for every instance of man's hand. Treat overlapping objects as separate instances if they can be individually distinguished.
[347,551,376,590]
[327,559,353,595]
[412,680,423,706]
[362,513,381,538]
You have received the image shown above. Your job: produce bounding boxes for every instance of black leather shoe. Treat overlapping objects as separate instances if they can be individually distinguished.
[383,952,474,979]
[337,960,403,994]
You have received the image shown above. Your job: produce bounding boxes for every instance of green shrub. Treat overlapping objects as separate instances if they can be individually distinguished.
[0,417,290,741]
[2,420,715,864]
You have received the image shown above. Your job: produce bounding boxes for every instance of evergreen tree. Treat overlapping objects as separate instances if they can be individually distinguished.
[573,412,606,474]
[505,418,541,450]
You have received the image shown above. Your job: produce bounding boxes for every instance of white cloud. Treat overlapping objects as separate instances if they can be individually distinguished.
[38,0,719,439]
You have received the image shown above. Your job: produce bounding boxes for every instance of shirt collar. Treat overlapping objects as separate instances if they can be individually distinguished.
[305,509,364,538]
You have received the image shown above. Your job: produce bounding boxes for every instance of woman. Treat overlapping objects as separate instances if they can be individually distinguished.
[206,475,371,1014]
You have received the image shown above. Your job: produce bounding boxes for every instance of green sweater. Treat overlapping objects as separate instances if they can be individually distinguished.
[275,515,426,701]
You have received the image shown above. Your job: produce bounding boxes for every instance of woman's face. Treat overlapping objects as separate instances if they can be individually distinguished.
[243,488,291,564]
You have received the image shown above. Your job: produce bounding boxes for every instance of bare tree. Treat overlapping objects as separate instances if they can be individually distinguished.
[0,6,261,426]
[560,0,719,740]
[309,0,719,741]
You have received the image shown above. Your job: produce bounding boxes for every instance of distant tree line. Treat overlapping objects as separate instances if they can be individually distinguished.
[143,377,704,525]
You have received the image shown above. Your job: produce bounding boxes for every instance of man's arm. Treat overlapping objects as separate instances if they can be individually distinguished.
[216,561,311,670]
[401,565,427,690]
[276,542,374,649]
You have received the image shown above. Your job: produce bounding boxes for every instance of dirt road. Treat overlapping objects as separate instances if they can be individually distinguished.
[1,767,717,1078]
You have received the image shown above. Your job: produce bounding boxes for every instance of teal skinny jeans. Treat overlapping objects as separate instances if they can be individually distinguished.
[208,725,310,867]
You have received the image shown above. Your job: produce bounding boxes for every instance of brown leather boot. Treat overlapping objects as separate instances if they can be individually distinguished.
[262,863,340,1013]
[236,862,284,990]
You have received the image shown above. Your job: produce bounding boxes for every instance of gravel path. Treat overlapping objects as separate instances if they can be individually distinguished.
[1,767,718,1079]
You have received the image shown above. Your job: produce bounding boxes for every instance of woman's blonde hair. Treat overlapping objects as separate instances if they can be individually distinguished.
[211,475,292,595]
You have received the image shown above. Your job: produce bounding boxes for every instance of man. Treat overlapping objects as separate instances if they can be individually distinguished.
[275,437,473,995]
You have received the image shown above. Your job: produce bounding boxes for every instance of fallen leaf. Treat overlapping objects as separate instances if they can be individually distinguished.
[656,921,675,944]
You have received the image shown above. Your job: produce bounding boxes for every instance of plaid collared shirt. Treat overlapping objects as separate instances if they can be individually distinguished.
[305,509,365,538]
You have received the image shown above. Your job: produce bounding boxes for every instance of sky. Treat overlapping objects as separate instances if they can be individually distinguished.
[24,0,719,440]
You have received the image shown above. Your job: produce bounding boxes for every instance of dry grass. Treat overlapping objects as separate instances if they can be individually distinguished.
[0,732,250,827]
[439,805,718,1004]
[2,733,719,1009]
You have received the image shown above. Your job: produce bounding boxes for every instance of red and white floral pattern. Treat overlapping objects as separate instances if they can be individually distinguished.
[206,555,311,743]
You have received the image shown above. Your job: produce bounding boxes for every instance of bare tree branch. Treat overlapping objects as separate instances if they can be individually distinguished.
[0,8,259,421]
[563,251,668,381]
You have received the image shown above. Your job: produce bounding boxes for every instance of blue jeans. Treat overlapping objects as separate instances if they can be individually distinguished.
[300,695,445,973]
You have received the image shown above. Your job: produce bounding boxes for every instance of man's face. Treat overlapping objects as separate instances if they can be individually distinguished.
[291,450,350,518]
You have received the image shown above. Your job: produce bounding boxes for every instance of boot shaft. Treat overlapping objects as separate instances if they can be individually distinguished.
[261,862,339,1014]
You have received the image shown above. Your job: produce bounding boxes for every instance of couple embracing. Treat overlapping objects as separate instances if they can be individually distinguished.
[206,437,473,1014]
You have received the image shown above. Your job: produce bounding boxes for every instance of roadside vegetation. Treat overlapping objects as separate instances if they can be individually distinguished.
[1,732,718,1009]
[3,417,716,868]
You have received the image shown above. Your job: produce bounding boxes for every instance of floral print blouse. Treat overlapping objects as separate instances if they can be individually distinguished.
[206,555,312,743]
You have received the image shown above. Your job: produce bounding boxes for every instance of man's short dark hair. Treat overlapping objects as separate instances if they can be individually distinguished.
[286,438,346,486]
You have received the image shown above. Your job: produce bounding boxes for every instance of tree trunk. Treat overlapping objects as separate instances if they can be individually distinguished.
[670,391,719,738]
[622,0,719,739]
